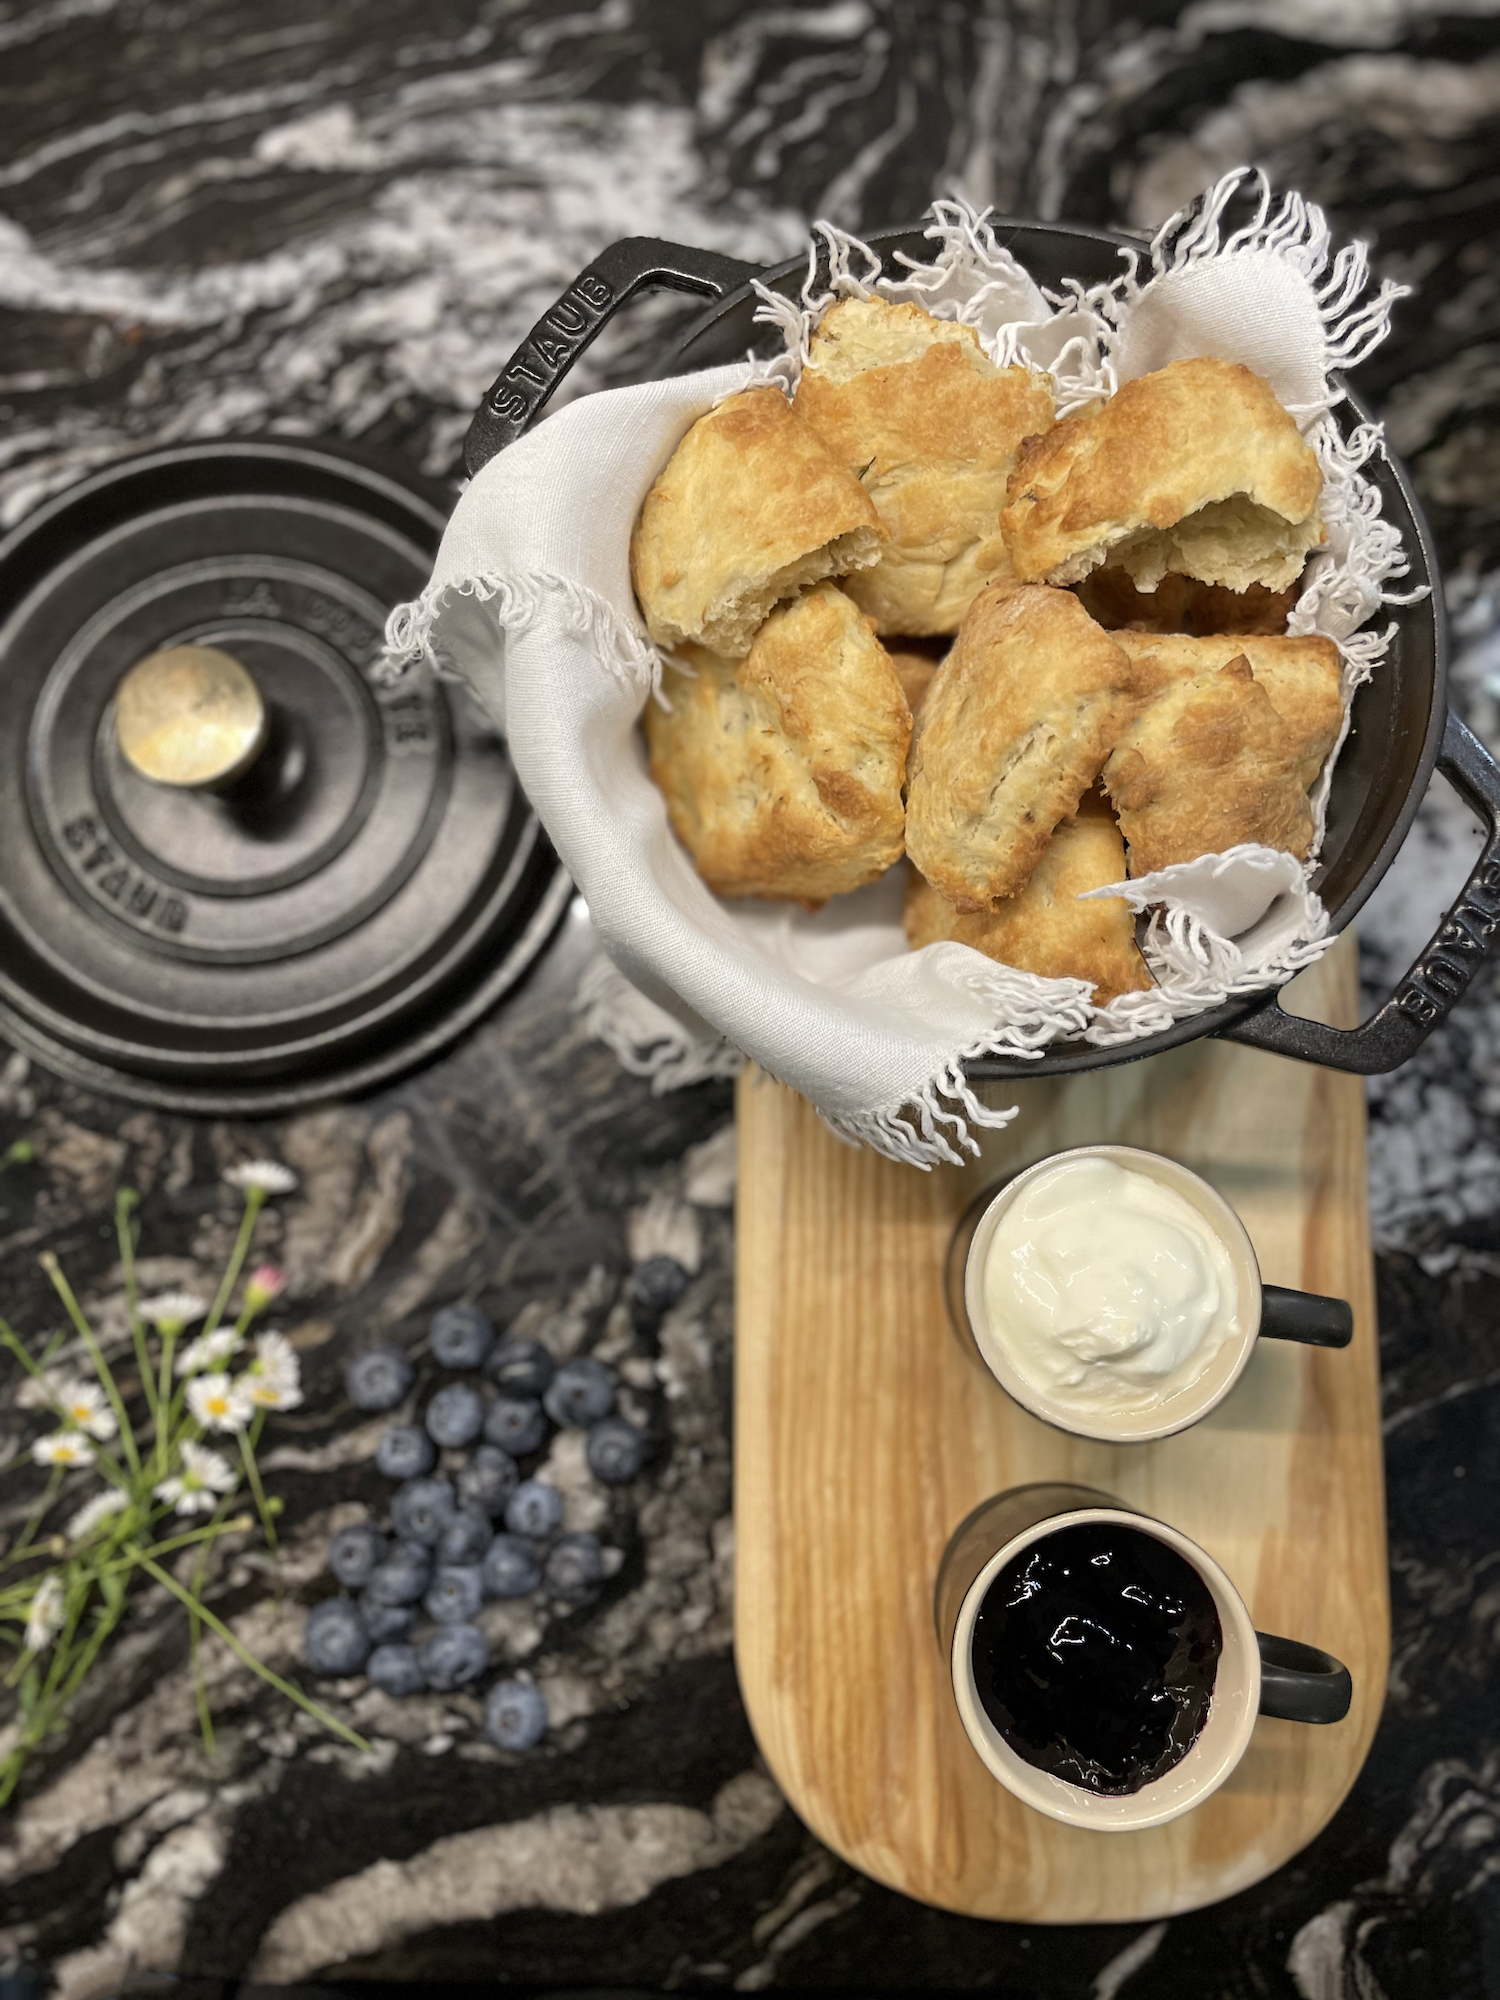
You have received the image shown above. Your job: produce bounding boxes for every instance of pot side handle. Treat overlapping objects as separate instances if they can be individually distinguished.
[1220,709,1500,1073]
[463,238,768,477]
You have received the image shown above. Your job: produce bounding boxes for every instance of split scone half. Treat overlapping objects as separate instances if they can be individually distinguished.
[631,387,884,658]
[1103,631,1344,875]
[644,582,910,905]
[904,580,1145,911]
[793,296,1054,636]
[905,791,1152,1003]
[1002,357,1325,595]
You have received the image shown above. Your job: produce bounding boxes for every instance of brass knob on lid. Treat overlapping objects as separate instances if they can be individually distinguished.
[114,644,269,789]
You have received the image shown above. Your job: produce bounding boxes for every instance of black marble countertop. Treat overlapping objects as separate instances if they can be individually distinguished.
[2,2,1500,1994]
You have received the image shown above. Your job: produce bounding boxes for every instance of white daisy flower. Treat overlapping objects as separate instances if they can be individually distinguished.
[242,1331,303,1411]
[185,1372,255,1433]
[50,1377,117,1442]
[138,1291,208,1332]
[174,1327,243,1376]
[31,1430,95,1469]
[67,1489,130,1542]
[222,1161,297,1195]
[154,1439,238,1516]
[24,1574,65,1654]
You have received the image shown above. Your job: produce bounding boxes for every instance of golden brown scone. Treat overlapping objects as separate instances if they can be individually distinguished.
[631,387,884,658]
[887,648,943,722]
[1103,653,1317,875]
[1002,357,1325,594]
[644,583,909,904]
[794,296,1053,636]
[1113,631,1343,792]
[904,581,1145,911]
[904,794,1152,1002]
[1074,566,1302,636]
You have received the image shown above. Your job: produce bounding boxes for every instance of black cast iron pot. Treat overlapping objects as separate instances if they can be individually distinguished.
[465,221,1500,1081]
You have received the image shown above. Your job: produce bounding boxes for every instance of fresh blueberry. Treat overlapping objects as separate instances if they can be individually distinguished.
[345,1345,414,1412]
[421,1621,488,1691]
[481,1533,542,1599]
[358,1592,417,1643]
[303,1598,370,1676]
[456,1443,519,1517]
[365,1542,434,1606]
[545,1532,605,1604]
[424,1382,484,1450]
[631,1255,690,1315]
[542,1357,615,1427]
[436,1505,493,1566]
[425,1564,485,1624]
[328,1522,388,1587]
[430,1302,496,1371]
[484,1678,548,1751]
[375,1424,436,1480]
[505,1479,563,1540]
[485,1336,555,1398]
[484,1395,547,1456]
[367,1642,426,1698]
[391,1476,457,1546]
[586,1416,648,1484]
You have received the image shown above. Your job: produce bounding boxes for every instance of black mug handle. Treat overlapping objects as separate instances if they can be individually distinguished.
[1221,710,1500,1073]
[463,236,767,476]
[1256,1632,1353,1723]
[1258,1284,1353,1348]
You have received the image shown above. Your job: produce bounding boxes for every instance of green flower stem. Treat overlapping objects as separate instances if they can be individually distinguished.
[135,1555,369,1754]
[0,1467,64,1569]
[0,1576,54,1612]
[53,1588,125,1710]
[39,1255,140,1479]
[0,1323,130,1491]
[204,1190,265,1336]
[157,1338,179,1438]
[237,1427,277,1553]
[102,1514,251,1578]
[16,1566,87,1699]
[189,1610,214,1755]
[0,1585,122,1807]
[185,1496,235,1758]
[115,1190,159,1432]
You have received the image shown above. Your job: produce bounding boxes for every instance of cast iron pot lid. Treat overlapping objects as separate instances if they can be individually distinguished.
[0,440,568,1114]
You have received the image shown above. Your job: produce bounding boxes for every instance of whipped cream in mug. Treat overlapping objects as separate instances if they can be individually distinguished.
[981,1156,1243,1414]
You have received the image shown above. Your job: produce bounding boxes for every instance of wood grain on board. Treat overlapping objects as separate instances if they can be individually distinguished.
[735,931,1388,1921]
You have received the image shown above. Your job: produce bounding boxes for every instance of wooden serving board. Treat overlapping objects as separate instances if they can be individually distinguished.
[734,931,1387,1921]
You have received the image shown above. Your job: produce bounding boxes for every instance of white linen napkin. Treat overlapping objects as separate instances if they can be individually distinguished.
[383,170,1415,1166]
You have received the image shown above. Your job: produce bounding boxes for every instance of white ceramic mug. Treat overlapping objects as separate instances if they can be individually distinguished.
[946,1144,1352,1443]
[934,1483,1352,1832]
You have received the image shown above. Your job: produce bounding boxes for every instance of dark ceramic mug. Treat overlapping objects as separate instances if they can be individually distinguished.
[934,1483,1353,1831]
